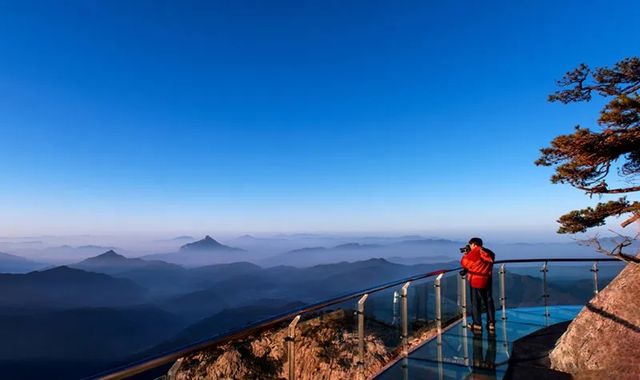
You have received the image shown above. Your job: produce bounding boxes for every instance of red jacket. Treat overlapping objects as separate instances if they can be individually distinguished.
[460,246,494,289]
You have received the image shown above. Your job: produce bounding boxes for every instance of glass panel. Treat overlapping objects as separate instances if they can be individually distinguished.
[364,286,404,358]
[439,271,462,325]
[406,276,435,342]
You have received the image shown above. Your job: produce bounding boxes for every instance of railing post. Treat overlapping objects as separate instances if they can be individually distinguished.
[357,294,368,380]
[286,315,301,380]
[392,291,400,326]
[541,261,550,322]
[591,262,599,295]
[459,272,468,329]
[401,281,411,355]
[458,271,470,365]
[434,273,443,346]
[499,264,507,321]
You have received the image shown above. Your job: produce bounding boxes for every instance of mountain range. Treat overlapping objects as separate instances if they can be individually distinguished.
[0,252,46,273]
[142,236,247,267]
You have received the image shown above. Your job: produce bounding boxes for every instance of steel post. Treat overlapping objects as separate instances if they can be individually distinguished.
[357,294,368,380]
[541,261,550,322]
[286,315,301,380]
[591,262,599,295]
[435,273,443,346]
[460,272,468,329]
[401,281,411,355]
[501,317,510,358]
[499,264,507,321]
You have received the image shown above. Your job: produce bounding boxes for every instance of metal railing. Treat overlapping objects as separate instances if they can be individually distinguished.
[87,257,622,380]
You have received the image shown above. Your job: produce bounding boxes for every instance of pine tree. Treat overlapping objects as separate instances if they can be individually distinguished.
[536,57,640,261]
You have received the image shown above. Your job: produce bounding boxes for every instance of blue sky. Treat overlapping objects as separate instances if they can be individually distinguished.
[0,1,638,239]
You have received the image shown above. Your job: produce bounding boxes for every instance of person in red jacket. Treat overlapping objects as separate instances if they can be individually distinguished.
[460,237,496,334]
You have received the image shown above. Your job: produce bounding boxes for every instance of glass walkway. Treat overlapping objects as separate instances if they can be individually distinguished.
[375,305,582,379]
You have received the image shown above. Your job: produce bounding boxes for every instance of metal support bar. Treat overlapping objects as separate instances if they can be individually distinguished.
[437,342,444,380]
[499,264,507,321]
[434,273,443,346]
[401,281,411,355]
[456,274,461,308]
[357,294,368,380]
[459,272,468,328]
[591,262,599,295]
[541,261,550,321]
[501,317,510,358]
[286,315,301,380]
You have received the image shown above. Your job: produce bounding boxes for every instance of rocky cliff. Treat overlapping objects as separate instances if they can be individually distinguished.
[175,309,440,379]
[549,257,640,379]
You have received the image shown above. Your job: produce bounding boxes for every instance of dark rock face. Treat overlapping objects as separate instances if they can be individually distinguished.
[549,258,640,378]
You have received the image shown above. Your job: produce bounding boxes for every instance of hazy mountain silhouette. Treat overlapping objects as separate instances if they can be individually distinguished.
[336,243,384,251]
[149,299,306,353]
[23,245,126,264]
[0,266,148,309]
[287,246,327,254]
[157,258,458,322]
[0,305,184,380]
[143,236,247,267]
[259,237,624,267]
[0,252,46,273]
[173,235,195,241]
[73,250,181,275]
[71,250,189,295]
[261,239,462,267]
[179,235,245,252]
[74,250,146,272]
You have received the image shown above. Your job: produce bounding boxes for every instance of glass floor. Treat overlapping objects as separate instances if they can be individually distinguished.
[374,305,582,380]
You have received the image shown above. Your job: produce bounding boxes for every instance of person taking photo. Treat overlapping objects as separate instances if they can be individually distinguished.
[461,237,496,334]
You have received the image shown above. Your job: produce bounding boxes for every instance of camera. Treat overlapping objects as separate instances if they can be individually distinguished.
[459,244,471,254]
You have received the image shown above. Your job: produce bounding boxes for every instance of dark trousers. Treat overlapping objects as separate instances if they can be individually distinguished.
[470,280,495,326]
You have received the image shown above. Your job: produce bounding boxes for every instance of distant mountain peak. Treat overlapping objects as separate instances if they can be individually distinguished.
[333,243,381,250]
[98,250,123,258]
[179,236,244,252]
[80,250,128,264]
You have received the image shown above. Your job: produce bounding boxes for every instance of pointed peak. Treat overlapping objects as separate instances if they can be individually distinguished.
[179,235,244,252]
[82,250,127,262]
[97,249,123,258]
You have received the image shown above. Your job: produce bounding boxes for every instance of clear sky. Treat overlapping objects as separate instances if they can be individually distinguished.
[0,1,638,239]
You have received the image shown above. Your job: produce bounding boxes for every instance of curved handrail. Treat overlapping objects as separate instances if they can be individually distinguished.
[88,257,622,380]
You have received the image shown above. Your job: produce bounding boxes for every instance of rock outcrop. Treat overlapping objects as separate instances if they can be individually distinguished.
[175,309,441,380]
[549,258,640,379]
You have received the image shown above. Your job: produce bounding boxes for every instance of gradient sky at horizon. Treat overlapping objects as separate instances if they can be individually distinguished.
[1,1,638,239]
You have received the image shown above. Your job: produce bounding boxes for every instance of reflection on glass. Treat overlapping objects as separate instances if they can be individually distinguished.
[465,334,497,380]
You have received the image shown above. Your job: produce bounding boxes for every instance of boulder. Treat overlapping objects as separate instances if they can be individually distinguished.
[549,258,640,379]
